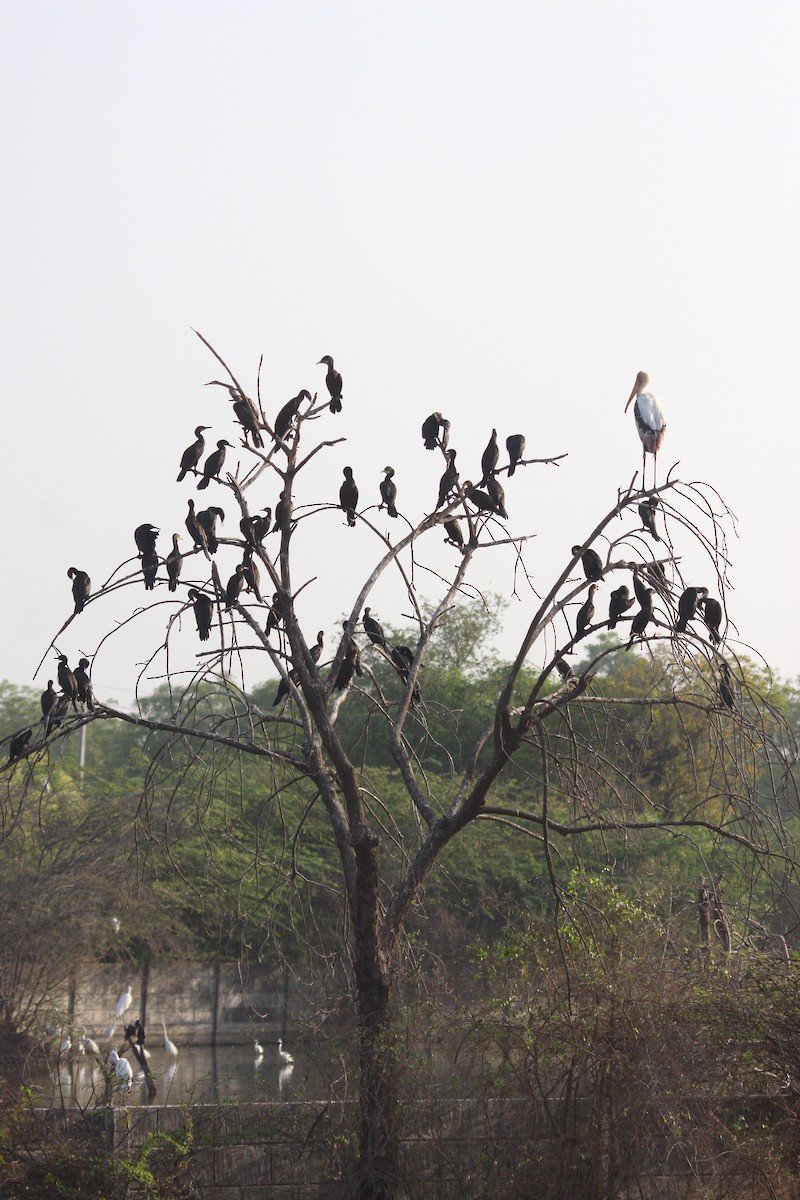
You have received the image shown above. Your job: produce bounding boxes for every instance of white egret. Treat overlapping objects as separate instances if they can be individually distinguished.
[101,1021,116,1043]
[58,1036,71,1058]
[115,984,133,1019]
[277,1038,294,1066]
[625,370,666,489]
[108,1049,133,1092]
[161,1022,179,1058]
[80,1028,100,1056]
[254,1040,264,1058]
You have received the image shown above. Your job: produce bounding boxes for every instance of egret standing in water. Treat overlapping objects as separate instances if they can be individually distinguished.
[277,1038,294,1066]
[625,371,666,489]
[161,1022,179,1058]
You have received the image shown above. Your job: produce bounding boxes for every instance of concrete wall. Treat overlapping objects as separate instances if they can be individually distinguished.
[58,961,303,1044]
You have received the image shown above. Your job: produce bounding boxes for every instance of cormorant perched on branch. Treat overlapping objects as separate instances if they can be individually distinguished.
[230,391,263,447]
[141,547,159,590]
[266,593,286,637]
[486,476,508,519]
[74,658,94,710]
[339,467,358,527]
[379,467,398,518]
[436,450,458,509]
[185,501,210,558]
[479,429,499,487]
[196,506,225,555]
[56,654,79,709]
[318,355,343,413]
[41,681,58,726]
[443,519,465,552]
[700,596,723,646]
[188,589,213,641]
[608,585,634,629]
[363,608,388,650]
[421,412,450,451]
[224,564,247,610]
[176,426,210,482]
[389,645,421,704]
[274,391,311,441]
[718,661,736,710]
[675,586,708,633]
[134,525,159,556]
[240,509,271,547]
[466,486,496,515]
[506,434,526,476]
[334,626,363,690]
[638,496,661,541]
[197,439,233,489]
[8,727,32,763]
[575,584,598,640]
[166,534,183,592]
[572,545,603,583]
[274,492,292,535]
[626,589,654,649]
[67,568,91,614]
[273,631,324,706]
[555,658,573,681]
[242,548,263,603]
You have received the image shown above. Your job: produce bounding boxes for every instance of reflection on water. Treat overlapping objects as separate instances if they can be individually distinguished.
[28,1041,321,1109]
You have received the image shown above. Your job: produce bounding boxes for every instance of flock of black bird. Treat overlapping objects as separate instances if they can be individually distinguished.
[5,358,738,765]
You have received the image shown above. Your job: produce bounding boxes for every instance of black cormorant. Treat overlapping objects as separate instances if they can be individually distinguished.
[334,623,363,690]
[340,467,359,527]
[8,727,32,762]
[224,564,247,610]
[421,412,450,450]
[185,500,210,558]
[318,356,343,413]
[718,661,735,710]
[56,654,79,708]
[389,645,421,704]
[41,681,58,728]
[134,525,159,555]
[242,548,263,603]
[572,545,603,583]
[506,434,526,476]
[626,589,655,649]
[176,426,210,482]
[188,589,213,641]
[436,450,458,509]
[266,593,286,637]
[486,476,508,519]
[479,429,499,486]
[231,392,263,447]
[166,534,183,592]
[443,519,465,552]
[608,584,634,629]
[379,467,398,518]
[196,506,225,555]
[363,607,388,649]
[700,596,723,646]
[575,584,598,640]
[197,440,233,490]
[274,493,291,535]
[274,391,311,441]
[74,658,94,710]
[240,509,271,546]
[675,586,708,633]
[67,567,91,614]
[141,547,159,590]
[638,496,661,541]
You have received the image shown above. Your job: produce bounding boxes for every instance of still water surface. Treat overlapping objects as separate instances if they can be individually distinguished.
[29,1041,330,1108]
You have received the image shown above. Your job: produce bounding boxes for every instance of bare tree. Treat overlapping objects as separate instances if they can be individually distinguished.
[3,336,797,1200]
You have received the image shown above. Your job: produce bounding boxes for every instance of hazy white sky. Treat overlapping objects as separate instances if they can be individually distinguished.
[2,1,798,705]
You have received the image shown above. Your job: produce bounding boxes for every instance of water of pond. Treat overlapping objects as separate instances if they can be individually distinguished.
[27,1041,333,1109]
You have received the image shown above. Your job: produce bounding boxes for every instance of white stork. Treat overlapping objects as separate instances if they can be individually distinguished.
[625,371,666,488]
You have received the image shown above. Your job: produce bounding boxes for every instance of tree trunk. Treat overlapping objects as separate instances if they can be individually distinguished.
[352,834,398,1200]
